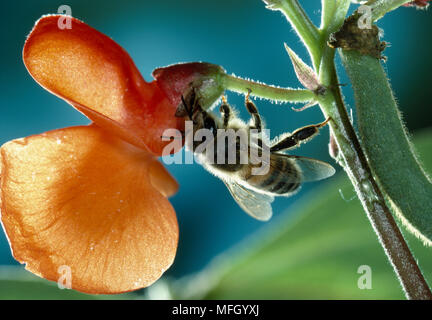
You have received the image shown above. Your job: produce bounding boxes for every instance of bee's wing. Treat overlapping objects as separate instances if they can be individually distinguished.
[224,181,274,221]
[249,142,335,183]
[271,154,336,182]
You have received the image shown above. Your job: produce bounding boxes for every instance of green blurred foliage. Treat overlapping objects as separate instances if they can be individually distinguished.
[174,129,432,300]
[0,267,133,299]
[0,280,97,300]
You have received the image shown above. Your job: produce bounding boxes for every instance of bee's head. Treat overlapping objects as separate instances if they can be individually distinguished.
[176,86,218,136]
[175,86,198,118]
[183,104,218,153]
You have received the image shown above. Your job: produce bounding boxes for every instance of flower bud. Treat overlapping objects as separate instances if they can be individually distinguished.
[153,62,226,113]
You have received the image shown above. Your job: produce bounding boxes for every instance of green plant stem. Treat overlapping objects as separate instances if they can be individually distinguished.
[220,73,315,103]
[320,0,352,37]
[318,0,431,299]
[259,0,432,299]
[320,0,337,32]
[267,0,322,70]
[318,0,352,82]
[317,61,432,300]
[368,0,413,21]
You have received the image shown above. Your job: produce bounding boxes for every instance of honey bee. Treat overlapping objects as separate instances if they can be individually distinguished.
[176,89,335,221]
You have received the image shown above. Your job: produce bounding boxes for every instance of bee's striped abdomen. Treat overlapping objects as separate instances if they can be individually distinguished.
[244,155,301,195]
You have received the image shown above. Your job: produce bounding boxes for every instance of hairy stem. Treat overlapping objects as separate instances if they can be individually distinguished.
[368,0,413,21]
[221,73,315,103]
[318,0,352,84]
[265,0,321,70]
[320,0,337,31]
[314,0,430,299]
[260,0,431,298]
[320,0,352,36]
[317,62,432,299]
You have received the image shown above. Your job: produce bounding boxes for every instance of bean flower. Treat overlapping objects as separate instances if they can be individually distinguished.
[0,15,222,294]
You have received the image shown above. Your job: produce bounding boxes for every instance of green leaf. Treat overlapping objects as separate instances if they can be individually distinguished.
[176,130,432,299]
[340,50,432,246]
[0,280,97,300]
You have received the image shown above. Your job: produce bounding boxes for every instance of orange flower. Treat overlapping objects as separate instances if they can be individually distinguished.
[0,15,186,294]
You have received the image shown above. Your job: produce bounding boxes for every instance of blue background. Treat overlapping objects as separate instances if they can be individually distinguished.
[1,0,431,279]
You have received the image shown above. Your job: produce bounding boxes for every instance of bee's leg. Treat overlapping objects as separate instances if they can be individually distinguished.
[245,90,262,132]
[181,95,194,120]
[219,96,232,128]
[270,117,331,152]
[181,87,206,124]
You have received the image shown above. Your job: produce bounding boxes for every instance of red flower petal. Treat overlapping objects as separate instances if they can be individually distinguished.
[23,15,184,155]
[0,125,178,294]
[403,0,430,7]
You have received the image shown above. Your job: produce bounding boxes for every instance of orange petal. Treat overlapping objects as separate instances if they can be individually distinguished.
[0,125,178,294]
[23,15,184,155]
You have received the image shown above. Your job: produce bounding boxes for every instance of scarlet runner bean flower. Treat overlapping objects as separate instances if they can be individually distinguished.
[0,15,222,294]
